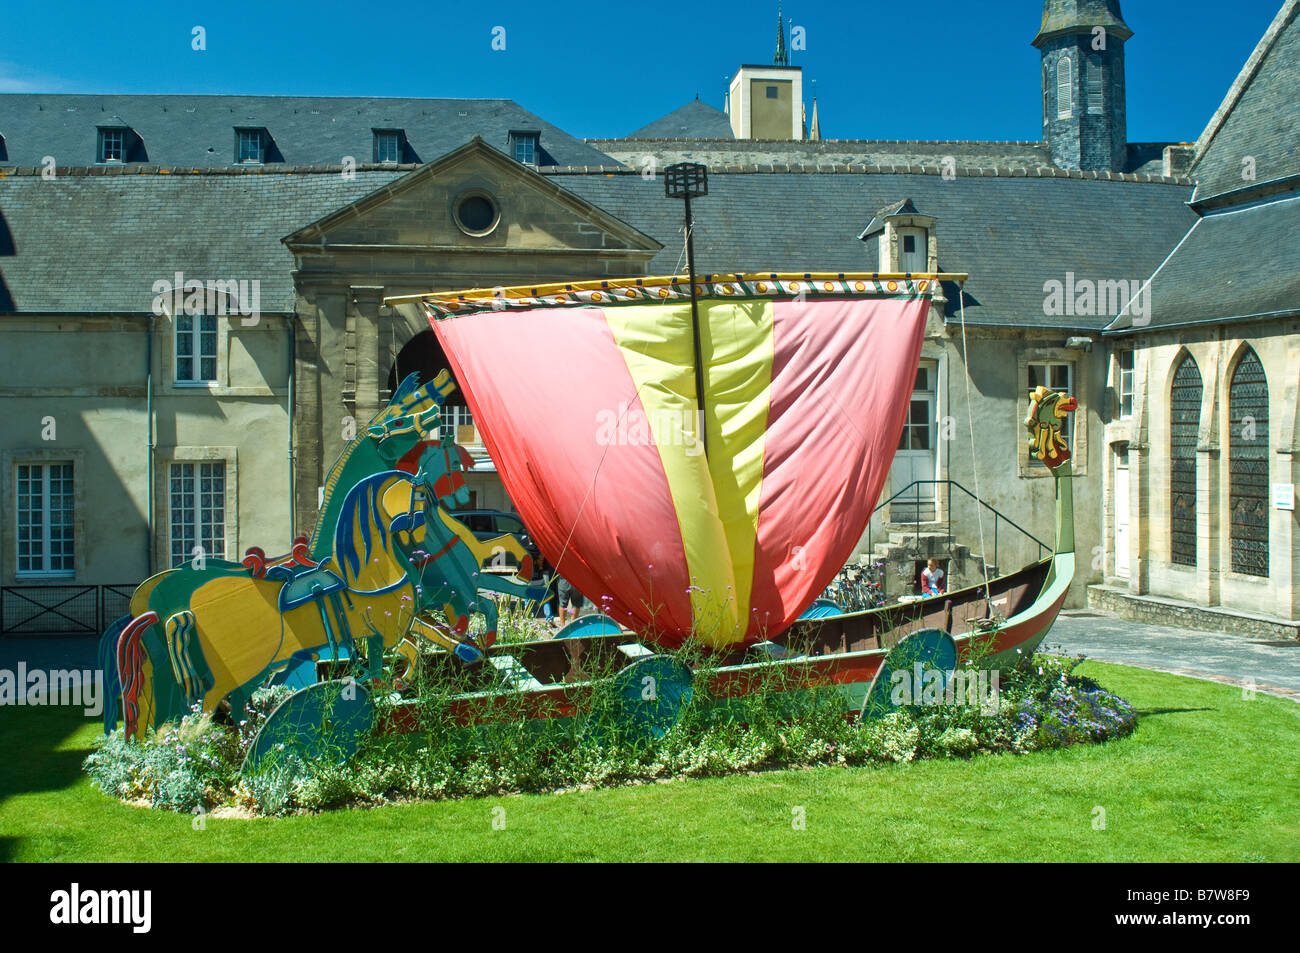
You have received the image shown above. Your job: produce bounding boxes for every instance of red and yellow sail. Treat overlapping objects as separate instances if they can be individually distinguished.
[398,274,932,649]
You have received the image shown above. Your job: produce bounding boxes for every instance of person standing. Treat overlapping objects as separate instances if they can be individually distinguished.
[555,575,586,627]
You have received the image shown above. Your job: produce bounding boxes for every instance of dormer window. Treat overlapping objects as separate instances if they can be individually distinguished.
[236,128,266,164]
[508,130,540,166]
[98,127,125,162]
[373,129,405,163]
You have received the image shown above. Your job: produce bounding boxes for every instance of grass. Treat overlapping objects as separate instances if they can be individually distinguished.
[1,661,1297,862]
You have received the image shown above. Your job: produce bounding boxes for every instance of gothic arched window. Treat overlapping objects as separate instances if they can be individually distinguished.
[1169,354,1201,567]
[1229,347,1269,576]
[1057,57,1073,118]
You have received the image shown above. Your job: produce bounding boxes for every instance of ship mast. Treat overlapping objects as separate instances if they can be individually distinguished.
[664,161,710,457]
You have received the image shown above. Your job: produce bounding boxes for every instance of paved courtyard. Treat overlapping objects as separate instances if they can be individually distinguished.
[1049,610,1300,701]
[2,610,1298,703]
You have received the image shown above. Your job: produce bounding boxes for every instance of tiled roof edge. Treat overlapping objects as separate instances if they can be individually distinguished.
[0,163,1194,185]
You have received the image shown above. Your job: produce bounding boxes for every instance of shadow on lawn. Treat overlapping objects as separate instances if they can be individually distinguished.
[1135,707,1215,717]
[0,706,97,803]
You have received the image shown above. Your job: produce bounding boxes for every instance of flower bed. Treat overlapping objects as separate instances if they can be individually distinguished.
[84,654,1136,817]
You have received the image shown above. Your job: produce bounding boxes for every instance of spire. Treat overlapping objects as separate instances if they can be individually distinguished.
[774,2,789,66]
[810,97,820,141]
[1033,0,1132,48]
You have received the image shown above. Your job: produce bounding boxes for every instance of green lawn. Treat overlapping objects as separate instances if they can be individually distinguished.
[2,661,1296,862]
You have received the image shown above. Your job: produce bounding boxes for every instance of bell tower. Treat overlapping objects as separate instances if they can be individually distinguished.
[1033,0,1132,172]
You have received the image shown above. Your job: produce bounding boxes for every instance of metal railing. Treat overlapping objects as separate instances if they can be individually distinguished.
[868,480,1050,573]
[0,583,140,637]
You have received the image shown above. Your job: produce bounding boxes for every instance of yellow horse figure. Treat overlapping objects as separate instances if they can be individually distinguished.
[120,469,422,739]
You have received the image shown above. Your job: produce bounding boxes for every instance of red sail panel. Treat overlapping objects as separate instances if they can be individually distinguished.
[429,306,695,637]
[747,296,929,636]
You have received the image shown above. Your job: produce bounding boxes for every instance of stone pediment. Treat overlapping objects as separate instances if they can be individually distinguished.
[283,137,661,259]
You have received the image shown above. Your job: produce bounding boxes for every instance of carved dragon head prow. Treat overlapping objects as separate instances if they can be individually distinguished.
[1025,385,1078,469]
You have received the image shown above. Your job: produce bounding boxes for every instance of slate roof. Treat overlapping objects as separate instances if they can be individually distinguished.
[624,100,735,140]
[0,161,1195,328]
[0,95,619,170]
[1106,193,1300,333]
[0,170,400,313]
[554,168,1194,330]
[1188,2,1300,200]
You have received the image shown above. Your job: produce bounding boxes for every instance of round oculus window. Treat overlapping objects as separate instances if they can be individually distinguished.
[454,192,499,236]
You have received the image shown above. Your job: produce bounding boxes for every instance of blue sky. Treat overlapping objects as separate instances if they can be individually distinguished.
[0,1,1284,143]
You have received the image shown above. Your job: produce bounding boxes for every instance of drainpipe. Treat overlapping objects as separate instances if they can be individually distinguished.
[145,312,155,577]
[288,314,296,540]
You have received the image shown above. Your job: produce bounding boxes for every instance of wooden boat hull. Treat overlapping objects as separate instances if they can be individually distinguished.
[377,550,1072,734]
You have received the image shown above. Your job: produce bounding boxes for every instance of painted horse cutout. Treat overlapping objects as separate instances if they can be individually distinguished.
[104,370,544,739]
[117,469,421,739]
[99,372,447,734]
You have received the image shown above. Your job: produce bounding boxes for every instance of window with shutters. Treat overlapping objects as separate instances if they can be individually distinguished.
[1169,354,1202,567]
[1057,57,1073,118]
[1228,347,1269,576]
[1087,57,1104,114]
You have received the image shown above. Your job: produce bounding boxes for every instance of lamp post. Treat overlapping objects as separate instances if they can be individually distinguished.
[664,161,709,456]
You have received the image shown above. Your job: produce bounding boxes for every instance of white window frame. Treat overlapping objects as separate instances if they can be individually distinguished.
[1057,57,1073,119]
[174,312,219,385]
[1027,361,1074,468]
[513,134,538,165]
[169,461,227,568]
[98,128,124,163]
[15,462,75,577]
[236,128,264,164]
[374,130,401,163]
[1118,349,1134,418]
[897,364,936,453]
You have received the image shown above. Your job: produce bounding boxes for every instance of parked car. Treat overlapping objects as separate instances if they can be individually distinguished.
[449,509,542,577]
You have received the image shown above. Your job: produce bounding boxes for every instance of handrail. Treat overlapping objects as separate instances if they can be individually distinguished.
[867,480,1050,576]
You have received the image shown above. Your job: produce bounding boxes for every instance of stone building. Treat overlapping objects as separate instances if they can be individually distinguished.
[1092,0,1300,637]
[0,2,1293,635]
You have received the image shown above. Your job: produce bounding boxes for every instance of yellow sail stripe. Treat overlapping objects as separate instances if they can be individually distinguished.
[604,301,776,646]
[699,300,774,642]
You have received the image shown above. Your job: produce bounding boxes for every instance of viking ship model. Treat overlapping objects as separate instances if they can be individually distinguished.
[99,271,1078,766]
